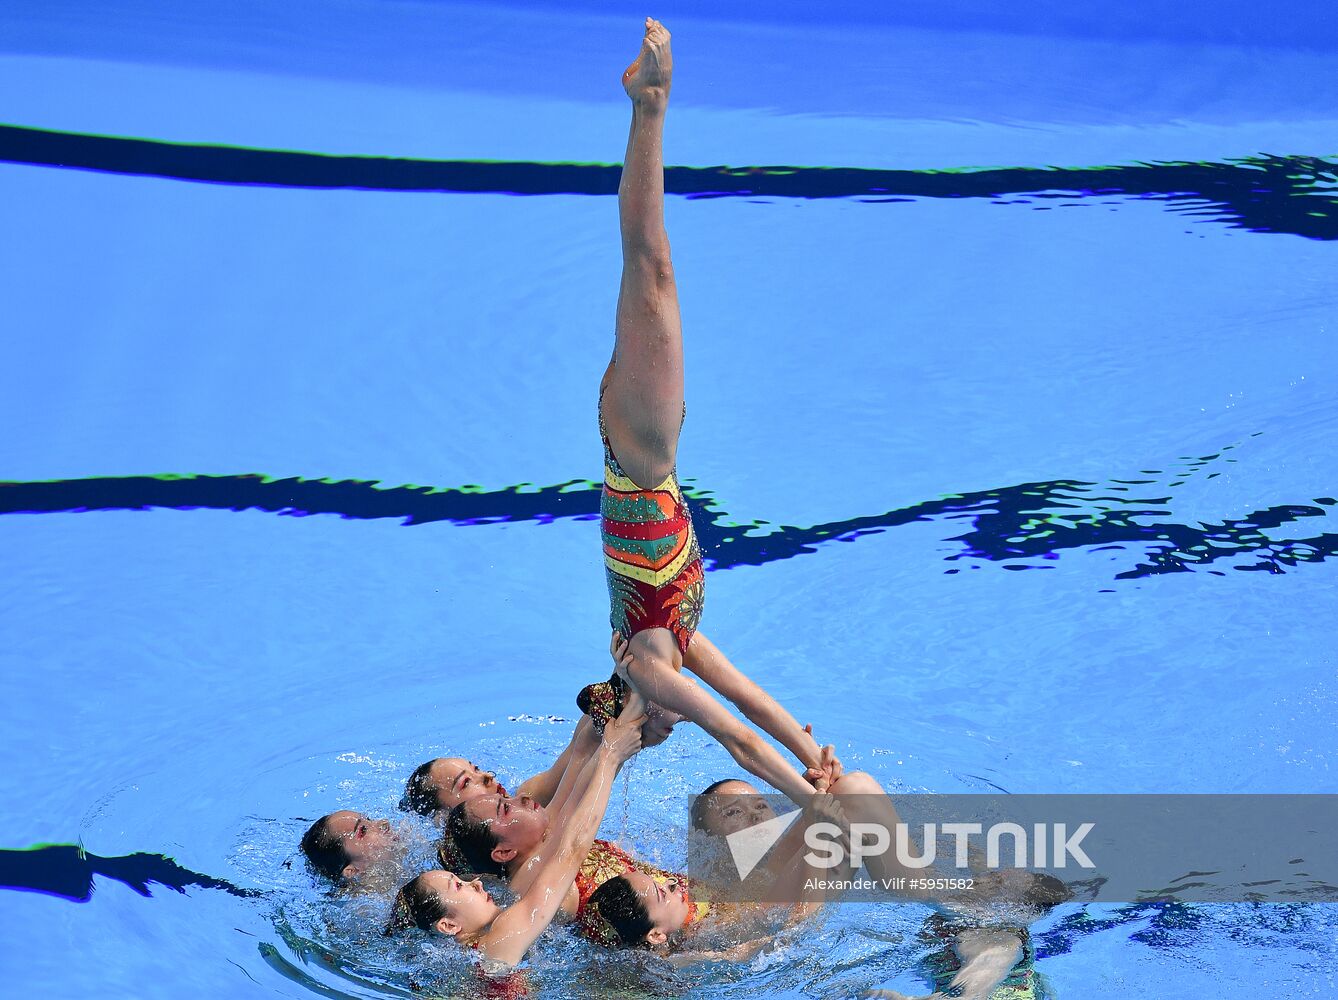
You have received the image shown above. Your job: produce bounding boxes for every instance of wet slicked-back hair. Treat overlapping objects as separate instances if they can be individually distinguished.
[586,875,654,947]
[300,815,348,882]
[385,874,448,935]
[689,778,740,832]
[402,760,440,816]
[445,802,506,877]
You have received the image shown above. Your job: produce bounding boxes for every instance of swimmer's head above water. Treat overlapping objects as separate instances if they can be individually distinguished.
[402,758,508,818]
[300,810,401,883]
[586,870,691,949]
[641,702,685,746]
[445,793,548,876]
[400,705,678,822]
[386,870,502,940]
[689,778,775,837]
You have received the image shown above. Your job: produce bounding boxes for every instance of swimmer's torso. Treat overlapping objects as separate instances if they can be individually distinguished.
[599,394,706,655]
[508,837,690,925]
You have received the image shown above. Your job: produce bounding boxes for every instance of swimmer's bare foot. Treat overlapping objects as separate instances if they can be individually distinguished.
[622,17,672,106]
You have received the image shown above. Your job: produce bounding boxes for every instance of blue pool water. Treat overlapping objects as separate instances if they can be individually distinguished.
[2,1,1336,997]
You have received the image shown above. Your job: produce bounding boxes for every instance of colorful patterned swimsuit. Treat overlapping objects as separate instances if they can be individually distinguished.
[573,838,711,946]
[599,394,706,656]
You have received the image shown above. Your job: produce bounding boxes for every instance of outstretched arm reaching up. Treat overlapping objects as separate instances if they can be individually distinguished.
[515,716,598,808]
[541,634,636,821]
[480,694,647,968]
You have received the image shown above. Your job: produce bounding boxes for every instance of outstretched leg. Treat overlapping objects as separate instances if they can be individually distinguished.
[826,771,946,903]
[601,17,684,491]
[597,20,822,810]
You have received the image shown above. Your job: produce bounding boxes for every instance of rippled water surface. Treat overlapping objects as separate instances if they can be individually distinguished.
[2,1,1336,997]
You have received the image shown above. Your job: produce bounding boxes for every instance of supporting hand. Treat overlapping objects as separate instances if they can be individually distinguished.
[801,727,844,790]
[609,630,635,679]
[600,692,647,764]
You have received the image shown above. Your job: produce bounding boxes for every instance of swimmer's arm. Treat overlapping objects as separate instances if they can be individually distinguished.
[540,634,635,816]
[667,901,825,968]
[685,632,827,773]
[542,717,612,827]
[515,714,599,808]
[623,651,818,807]
[483,703,644,967]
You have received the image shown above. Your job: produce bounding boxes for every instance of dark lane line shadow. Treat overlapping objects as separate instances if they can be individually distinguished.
[0,843,258,902]
[2,124,1335,239]
[2,459,1332,581]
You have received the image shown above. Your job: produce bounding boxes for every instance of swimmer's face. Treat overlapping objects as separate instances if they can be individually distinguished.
[622,870,690,945]
[427,757,508,812]
[419,869,502,937]
[465,793,548,861]
[641,703,685,747]
[324,810,402,879]
[697,780,776,837]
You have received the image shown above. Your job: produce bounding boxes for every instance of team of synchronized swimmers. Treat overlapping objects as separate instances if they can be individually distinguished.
[299,20,1069,998]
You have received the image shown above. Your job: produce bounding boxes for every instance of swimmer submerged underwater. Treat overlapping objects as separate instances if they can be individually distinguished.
[5,2,1334,998]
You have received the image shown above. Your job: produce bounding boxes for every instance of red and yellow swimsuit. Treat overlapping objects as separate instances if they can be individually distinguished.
[572,839,710,945]
[599,399,705,656]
